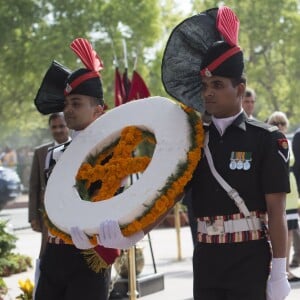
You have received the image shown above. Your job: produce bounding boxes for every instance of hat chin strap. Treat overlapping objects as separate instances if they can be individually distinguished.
[200,46,241,77]
[64,71,99,95]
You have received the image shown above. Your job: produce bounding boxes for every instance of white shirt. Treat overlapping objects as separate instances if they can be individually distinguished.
[212,110,243,136]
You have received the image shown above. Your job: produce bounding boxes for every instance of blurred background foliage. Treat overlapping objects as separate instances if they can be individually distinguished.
[1,0,300,148]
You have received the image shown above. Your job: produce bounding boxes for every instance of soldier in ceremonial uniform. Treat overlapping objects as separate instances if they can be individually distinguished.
[33,40,119,300]
[162,6,290,300]
[34,38,174,300]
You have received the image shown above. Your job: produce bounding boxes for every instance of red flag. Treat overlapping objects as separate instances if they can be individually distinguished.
[122,68,131,103]
[114,67,125,107]
[127,70,151,101]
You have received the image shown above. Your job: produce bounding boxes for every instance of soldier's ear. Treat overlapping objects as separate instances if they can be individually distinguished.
[94,105,104,118]
[237,83,246,99]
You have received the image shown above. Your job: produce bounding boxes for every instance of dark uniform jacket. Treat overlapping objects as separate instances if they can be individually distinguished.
[191,112,290,217]
[29,142,54,227]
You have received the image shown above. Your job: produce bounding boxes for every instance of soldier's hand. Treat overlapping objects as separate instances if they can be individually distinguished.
[97,219,144,249]
[70,227,94,250]
[266,258,290,300]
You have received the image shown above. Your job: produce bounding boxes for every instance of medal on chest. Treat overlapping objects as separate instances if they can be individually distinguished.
[229,151,252,170]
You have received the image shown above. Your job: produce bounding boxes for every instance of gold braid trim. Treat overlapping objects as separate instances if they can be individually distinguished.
[82,248,110,273]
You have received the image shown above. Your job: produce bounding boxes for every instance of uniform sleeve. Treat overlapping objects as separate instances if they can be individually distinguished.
[261,130,290,194]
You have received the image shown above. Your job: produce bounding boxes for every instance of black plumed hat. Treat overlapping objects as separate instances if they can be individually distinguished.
[34,60,71,115]
[200,41,243,78]
[64,68,104,104]
[63,38,104,103]
[34,39,105,115]
[162,6,243,112]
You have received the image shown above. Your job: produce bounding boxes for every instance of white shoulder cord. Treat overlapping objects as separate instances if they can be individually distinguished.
[204,132,251,218]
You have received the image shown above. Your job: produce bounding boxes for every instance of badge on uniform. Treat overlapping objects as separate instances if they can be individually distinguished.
[277,138,289,162]
[229,151,252,170]
[206,219,225,235]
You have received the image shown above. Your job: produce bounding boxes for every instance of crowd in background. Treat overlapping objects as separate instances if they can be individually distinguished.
[0,145,33,192]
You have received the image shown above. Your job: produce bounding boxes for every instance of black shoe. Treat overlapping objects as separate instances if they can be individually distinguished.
[289,261,300,268]
[288,276,300,282]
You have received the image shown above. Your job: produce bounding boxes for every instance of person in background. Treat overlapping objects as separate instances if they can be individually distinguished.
[242,87,256,119]
[267,111,300,282]
[29,112,70,299]
[16,146,32,192]
[290,218,300,268]
[291,127,300,269]
[0,145,18,169]
[162,6,290,300]
[29,112,70,258]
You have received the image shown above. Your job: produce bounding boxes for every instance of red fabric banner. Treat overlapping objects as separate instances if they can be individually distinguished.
[114,67,125,107]
[122,68,131,103]
[127,70,151,101]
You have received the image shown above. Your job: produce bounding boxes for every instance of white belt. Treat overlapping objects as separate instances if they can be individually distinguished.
[197,217,262,235]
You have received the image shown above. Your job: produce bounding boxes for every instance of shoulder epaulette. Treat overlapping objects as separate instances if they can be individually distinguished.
[203,123,210,132]
[246,118,278,132]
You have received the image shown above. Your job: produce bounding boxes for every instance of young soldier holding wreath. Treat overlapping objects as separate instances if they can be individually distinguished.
[34,38,203,300]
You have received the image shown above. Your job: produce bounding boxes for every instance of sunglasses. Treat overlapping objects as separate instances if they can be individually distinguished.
[270,122,287,126]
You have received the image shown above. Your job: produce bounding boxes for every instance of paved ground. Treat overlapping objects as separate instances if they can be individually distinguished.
[1,195,300,299]
[2,225,195,300]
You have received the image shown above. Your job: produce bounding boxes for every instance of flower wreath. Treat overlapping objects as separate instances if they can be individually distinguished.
[45,103,204,244]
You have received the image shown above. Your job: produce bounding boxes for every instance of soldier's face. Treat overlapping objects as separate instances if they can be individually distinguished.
[63,94,103,131]
[201,76,245,118]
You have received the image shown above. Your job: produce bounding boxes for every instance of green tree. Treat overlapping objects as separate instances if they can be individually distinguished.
[0,0,165,145]
[2,0,300,147]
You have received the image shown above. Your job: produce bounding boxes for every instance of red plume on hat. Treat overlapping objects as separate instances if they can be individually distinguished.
[64,38,104,96]
[70,38,104,74]
[216,6,239,47]
[200,6,242,77]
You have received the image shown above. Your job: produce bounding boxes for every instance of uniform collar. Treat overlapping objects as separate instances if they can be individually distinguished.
[54,136,72,146]
[211,110,244,135]
[231,111,247,131]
